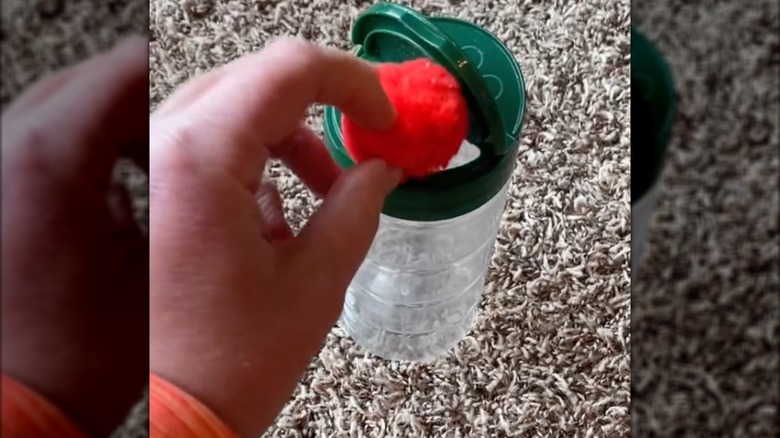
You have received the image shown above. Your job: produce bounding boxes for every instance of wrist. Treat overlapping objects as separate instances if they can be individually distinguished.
[2,313,147,436]
[2,351,145,437]
[1,374,87,438]
[150,340,296,438]
[150,372,239,438]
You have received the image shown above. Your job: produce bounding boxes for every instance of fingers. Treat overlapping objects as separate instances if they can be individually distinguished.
[217,37,396,143]
[4,66,80,116]
[268,125,342,198]
[7,36,149,187]
[287,160,401,290]
[257,178,294,242]
[152,37,394,192]
[152,69,223,118]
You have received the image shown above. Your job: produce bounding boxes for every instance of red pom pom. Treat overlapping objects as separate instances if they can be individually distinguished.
[342,58,469,179]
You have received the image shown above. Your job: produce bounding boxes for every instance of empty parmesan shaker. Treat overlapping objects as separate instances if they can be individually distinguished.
[323,3,527,361]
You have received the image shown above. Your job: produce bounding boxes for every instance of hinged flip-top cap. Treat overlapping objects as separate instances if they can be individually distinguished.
[324,2,526,221]
[351,2,512,156]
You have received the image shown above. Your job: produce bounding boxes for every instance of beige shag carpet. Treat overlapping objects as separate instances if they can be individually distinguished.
[632,1,779,437]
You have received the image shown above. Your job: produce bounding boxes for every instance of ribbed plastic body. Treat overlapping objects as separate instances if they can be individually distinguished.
[339,182,509,361]
[631,179,661,282]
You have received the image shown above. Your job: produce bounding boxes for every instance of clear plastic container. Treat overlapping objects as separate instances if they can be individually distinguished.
[324,2,526,362]
[339,180,509,361]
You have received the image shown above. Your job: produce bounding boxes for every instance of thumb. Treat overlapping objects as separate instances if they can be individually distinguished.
[290,159,401,290]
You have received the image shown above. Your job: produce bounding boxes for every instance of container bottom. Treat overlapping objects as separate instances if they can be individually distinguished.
[338,303,479,362]
[632,180,661,281]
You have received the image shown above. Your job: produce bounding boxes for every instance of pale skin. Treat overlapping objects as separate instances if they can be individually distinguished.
[150,37,401,436]
[2,36,400,437]
[2,38,149,436]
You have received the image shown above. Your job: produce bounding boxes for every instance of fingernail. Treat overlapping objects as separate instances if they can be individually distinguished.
[371,66,397,130]
[381,104,398,130]
[364,102,396,131]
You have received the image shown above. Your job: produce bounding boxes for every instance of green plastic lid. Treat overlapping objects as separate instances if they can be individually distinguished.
[632,28,676,203]
[323,2,526,221]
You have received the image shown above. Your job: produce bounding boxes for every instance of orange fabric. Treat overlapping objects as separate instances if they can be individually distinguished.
[1,374,87,438]
[150,372,238,438]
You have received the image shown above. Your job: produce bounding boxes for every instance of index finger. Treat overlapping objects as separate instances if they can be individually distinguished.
[158,37,395,190]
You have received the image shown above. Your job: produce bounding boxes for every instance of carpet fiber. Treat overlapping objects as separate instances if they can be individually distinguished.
[632,1,779,436]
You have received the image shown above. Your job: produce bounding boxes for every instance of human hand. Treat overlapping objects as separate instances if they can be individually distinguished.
[149,37,400,437]
[1,38,149,436]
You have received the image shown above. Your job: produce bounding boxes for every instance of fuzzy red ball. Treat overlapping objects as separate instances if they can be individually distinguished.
[341,58,469,179]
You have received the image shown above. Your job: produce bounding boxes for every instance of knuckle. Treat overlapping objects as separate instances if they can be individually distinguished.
[265,36,322,70]
[115,35,148,54]
[149,121,199,178]
[2,122,55,175]
[8,121,49,150]
[267,36,312,55]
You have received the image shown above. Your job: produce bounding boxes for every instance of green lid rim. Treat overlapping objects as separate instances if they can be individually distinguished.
[324,2,527,221]
[632,28,676,203]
